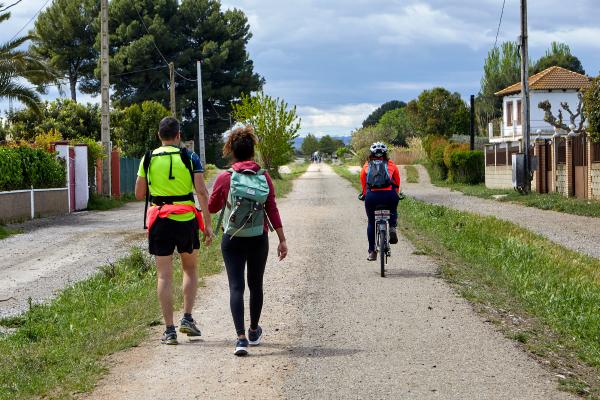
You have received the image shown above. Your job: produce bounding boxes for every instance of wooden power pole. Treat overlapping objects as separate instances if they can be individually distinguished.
[100,0,111,197]
[196,61,206,166]
[520,0,532,193]
[169,62,176,117]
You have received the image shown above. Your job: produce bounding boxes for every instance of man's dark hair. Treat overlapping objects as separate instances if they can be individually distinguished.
[158,117,180,140]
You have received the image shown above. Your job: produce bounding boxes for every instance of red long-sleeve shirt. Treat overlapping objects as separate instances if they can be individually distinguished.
[360,158,401,196]
[208,161,283,232]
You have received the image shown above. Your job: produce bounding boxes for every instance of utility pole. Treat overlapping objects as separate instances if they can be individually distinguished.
[520,0,532,193]
[470,95,475,151]
[100,0,111,197]
[196,60,206,166]
[169,62,176,117]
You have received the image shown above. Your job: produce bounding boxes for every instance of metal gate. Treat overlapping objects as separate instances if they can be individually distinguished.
[120,157,141,195]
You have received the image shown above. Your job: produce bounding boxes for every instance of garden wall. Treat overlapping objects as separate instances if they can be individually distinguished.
[556,164,567,196]
[591,163,600,200]
[485,165,512,189]
[0,188,68,224]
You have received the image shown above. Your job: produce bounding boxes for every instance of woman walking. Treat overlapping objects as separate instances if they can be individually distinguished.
[209,125,288,356]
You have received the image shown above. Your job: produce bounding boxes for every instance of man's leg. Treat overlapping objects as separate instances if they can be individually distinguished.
[156,255,174,326]
[180,250,198,315]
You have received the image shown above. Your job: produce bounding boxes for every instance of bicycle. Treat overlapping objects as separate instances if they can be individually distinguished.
[374,206,391,277]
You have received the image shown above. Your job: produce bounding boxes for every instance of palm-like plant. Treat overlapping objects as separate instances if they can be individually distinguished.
[0,5,56,113]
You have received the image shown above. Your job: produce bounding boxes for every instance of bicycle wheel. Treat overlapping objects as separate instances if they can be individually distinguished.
[379,228,386,277]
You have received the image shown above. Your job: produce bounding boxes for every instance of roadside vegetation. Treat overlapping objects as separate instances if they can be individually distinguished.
[405,165,419,184]
[273,161,309,197]
[0,225,20,240]
[333,165,600,397]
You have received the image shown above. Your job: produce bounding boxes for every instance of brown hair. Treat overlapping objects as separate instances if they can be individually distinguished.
[223,125,258,161]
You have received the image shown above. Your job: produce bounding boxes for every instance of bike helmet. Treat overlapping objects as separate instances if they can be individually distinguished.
[369,142,388,157]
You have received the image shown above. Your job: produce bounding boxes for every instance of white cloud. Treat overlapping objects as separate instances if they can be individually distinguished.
[529,27,600,49]
[298,103,378,136]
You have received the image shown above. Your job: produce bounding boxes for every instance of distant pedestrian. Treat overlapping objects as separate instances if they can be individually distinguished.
[209,125,288,356]
[135,117,214,345]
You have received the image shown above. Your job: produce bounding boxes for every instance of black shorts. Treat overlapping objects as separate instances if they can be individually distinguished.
[149,217,200,256]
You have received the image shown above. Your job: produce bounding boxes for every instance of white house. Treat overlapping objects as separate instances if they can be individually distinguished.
[485,66,598,197]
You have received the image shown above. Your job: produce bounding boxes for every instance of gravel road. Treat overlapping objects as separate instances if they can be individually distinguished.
[87,164,572,400]
[402,165,600,260]
[0,202,146,318]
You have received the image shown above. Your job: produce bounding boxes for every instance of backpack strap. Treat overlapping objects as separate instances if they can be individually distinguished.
[178,148,195,188]
[215,169,235,232]
[143,150,152,229]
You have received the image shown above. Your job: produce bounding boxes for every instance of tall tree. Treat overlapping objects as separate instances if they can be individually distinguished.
[406,87,469,138]
[0,4,54,113]
[377,108,415,146]
[86,0,263,164]
[318,135,344,155]
[362,100,406,127]
[301,133,320,155]
[532,42,585,75]
[30,0,99,101]
[476,41,520,134]
[232,92,300,176]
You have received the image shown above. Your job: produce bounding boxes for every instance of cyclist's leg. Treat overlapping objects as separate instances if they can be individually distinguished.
[388,190,400,228]
[364,192,376,252]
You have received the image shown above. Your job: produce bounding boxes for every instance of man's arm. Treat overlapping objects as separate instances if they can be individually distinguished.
[194,173,213,244]
[135,176,147,200]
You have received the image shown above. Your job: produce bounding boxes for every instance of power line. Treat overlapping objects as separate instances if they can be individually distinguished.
[8,0,51,42]
[133,6,197,82]
[493,0,507,49]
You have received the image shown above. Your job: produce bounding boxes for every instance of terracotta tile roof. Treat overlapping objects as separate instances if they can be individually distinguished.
[495,66,592,96]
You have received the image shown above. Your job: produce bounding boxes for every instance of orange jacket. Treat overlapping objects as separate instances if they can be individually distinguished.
[146,204,205,234]
[360,159,401,196]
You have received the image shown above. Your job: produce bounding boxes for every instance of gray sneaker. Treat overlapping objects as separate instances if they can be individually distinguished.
[248,326,263,346]
[161,329,178,345]
[179,318,202,337]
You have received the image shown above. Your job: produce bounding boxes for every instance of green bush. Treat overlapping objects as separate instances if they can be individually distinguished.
[0,146,66,191]
[429,137,450,180]
[447,150,484,184]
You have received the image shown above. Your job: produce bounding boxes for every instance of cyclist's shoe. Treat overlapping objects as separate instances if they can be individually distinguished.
[367,251,377,261]
[389,227,399,244]
[234,338,249,356]
[248,326,263,346]
[179,318,202,337]
[161,329,178,345]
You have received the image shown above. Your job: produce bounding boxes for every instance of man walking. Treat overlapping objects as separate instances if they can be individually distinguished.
[135,117,214,345]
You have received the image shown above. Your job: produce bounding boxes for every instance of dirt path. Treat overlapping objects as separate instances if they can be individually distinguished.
[87,164,572,400]
[403,166,600,259]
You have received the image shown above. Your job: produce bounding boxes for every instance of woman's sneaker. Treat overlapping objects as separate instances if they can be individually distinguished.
[367,251,377,261]
[179,317,202,337]
[248,326,263,346]
[234,338,249,356]
[161,329,178,345]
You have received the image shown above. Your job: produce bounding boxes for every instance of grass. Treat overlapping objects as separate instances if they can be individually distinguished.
[87,193,137,211]
[405,165,420,183]
[422,162,600,218]
[272,162,310,198]
[0,225,21,240]
[333,164,600,397]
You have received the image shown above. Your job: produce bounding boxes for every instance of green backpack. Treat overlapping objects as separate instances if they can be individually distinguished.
[218,168,270,237]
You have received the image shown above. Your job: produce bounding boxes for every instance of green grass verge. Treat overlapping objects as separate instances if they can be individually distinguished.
[333,164,600,397]
[0,227,223,400]
[421,162,600,218]
[87,193,137,211]
[273,162,310,198]
[405,165,419,184]
[0,225,21,240]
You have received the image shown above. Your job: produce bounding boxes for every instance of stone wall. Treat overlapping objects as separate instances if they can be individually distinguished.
[0,188,69,224]
[485,165,512,189]
[556,164,567,196]
[591,163,600,200]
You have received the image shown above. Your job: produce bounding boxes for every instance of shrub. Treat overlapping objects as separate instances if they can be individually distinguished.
[427,137,450,180]
[443,142,470,169]
[447,150,485,184]
[0,146,66,191]
[583,76,600,143]
[34,130,63,151]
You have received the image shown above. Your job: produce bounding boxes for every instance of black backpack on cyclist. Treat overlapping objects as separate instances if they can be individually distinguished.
[366,159,392,189]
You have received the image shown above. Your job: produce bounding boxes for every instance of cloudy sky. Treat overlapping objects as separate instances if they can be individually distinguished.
[1,0,600,136]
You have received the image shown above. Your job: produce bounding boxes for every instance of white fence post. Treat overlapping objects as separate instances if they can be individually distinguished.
[30,186,34,220]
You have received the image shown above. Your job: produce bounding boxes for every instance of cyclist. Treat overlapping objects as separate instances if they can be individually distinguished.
[359,142,401,261]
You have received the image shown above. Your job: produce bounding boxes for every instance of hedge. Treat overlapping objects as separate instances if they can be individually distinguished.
[447,150,484,184]
[0,146,66,191]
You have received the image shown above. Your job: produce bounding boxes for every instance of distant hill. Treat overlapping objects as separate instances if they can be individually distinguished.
[294,136,351,150]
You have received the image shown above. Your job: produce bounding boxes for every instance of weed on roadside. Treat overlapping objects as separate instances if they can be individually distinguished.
[405,165,419,183]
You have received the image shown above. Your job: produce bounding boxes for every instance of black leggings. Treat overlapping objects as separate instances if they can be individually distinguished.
[221,232,269,335]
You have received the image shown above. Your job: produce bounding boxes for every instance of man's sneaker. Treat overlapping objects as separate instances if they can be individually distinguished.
[367,251,377,261]
[234,338,249,356]
[248,326,263,346]
[161,329,178,345]
[179,318,202,337]
[389,227,399,244]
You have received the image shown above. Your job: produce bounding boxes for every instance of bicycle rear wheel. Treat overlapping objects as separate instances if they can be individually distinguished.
[379,229,386,277]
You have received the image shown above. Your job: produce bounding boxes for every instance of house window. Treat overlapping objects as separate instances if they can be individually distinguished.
[506,101,513,127]
[516,100,522,126]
